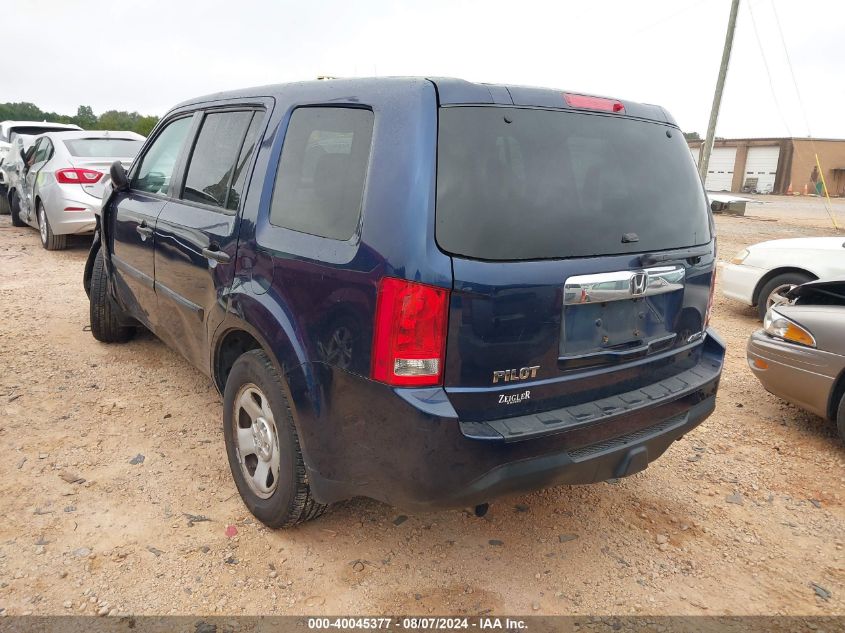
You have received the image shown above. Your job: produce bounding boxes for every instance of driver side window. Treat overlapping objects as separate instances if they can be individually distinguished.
[132,117,192,195]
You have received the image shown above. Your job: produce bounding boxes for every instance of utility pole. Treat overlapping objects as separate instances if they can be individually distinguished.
[699,0,741,185]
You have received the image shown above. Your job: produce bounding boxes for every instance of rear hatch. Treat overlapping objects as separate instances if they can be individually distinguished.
[62,136,144,198]
[436,104,715,423]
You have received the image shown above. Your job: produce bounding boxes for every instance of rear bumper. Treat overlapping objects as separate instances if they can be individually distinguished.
[46,186,98,235]
[432,395,716,508]
[747,330,838,419]
[299,330,725,510]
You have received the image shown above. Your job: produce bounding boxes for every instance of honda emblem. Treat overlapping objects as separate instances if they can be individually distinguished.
[631,272,648,296]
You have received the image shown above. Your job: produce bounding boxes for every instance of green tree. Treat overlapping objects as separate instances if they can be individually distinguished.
[74,105,97,129]
[0,102,46,121]
[96,109,139,131]
[136,116,159,137]
[683,131,701,141]
[0,102,158,137]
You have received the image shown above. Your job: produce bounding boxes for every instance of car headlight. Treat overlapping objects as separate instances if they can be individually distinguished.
[730,248,749,265]
[763,308,816,347]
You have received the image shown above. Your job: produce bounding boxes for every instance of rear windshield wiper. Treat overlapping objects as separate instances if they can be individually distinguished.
[640,244,713,267]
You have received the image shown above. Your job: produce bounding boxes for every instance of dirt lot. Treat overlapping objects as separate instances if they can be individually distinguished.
[0,195,843,617]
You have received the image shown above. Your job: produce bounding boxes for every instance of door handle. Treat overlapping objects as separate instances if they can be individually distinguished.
[136,222,153,239]
[202,247,231,264]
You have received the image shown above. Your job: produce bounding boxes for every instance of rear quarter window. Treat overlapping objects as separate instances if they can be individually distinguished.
[436,106,711,261]
[269,107,374,241]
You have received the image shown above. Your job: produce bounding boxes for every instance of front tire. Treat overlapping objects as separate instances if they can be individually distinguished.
[10,191,25,227]
[223,350,327,528]
[89,249,135,343]
[756,272,812,321]
[38,202,67,250]
[837,393,845,443]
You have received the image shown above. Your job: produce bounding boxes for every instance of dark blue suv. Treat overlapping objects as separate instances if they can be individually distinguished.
[84,78,724,527]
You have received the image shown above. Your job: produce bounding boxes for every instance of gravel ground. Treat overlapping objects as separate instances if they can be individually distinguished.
[0,196,843,617]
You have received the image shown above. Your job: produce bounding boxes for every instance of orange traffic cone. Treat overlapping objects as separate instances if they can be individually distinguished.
[786,182,793,195]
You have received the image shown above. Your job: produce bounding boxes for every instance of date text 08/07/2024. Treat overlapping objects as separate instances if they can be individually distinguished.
[306,617,528,630]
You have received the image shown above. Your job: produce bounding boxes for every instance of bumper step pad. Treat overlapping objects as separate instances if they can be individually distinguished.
[471,357,721,442]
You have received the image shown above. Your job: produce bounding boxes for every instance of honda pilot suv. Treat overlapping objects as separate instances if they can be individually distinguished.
[85,78,724,528]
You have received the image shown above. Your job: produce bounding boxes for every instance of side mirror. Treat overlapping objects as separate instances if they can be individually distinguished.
[110,160,129,192]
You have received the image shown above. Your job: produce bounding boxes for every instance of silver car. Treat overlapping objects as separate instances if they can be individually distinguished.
[11,130,145,250]
[747,278,845,442]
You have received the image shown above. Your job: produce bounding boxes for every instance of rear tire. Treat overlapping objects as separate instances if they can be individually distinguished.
[89,249,135,343]
[38,202,67,251]
[0,187,9,215]
[756,272,812,321]
[837,393,845,443]
[10,191,25,227]
[223,349,327,528]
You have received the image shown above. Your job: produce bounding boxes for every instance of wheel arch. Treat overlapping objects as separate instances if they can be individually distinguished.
[751,267,817,306]
[213,327,265,393]
[83,231,101,297]
[827,366,845,422]
[210,294,312,397]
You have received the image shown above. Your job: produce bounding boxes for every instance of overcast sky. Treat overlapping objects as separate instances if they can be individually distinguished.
[6,0,843,138]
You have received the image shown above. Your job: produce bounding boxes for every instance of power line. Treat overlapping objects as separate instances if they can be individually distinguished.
[770,0,838,227]
[629,0,711,36]
[770,0,813,136]
[746,0,792,136]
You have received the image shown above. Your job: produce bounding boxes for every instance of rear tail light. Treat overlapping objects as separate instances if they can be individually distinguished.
[564,93,625,113]
[56,168,103,184]
[371,277,449,387]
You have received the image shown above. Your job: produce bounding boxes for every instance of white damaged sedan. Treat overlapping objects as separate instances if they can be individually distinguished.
[10,130,144,250]
[722,236,845,320]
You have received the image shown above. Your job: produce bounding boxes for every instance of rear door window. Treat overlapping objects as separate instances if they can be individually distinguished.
[436,107,711,261]
[181,110,256,211]
[269,107,374,240]
[226,113,263,212]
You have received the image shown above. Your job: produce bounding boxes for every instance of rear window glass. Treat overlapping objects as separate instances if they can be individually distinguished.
[436,107,711,260]
[9,126,75,138]
[63,138,144,158]
[269,107,374,241]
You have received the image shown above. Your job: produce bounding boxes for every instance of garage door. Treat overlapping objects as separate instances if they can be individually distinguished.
[743,146,780,193]
[704,147,737,191]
